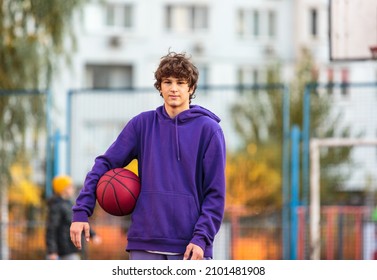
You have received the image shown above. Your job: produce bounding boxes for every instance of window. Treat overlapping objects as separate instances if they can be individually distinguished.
[253,69,259,85]
[166,5,208,32]
[267,10,276,38]
[327,68,334,95]
[341,68,349,96]
[192,6,208,30]
[237,9,275,39]
[253,10,260,36]
[236,9,245,35]
[197,65,209,92]
[237,67,261,94]
[309,8,318,37]
[85,65,133,88]
[105,3,133,28]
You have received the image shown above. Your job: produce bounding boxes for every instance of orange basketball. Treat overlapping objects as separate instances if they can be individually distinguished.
[96,168,141,216]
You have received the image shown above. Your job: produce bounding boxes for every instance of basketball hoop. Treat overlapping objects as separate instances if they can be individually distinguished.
[370,45,377,60]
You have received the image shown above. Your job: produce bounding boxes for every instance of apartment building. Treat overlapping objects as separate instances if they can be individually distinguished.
[52,0,377,190]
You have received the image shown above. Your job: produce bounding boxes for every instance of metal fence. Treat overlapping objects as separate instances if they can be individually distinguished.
[7,205,282,260]
[6,205,374,260]
[2,83,377,259]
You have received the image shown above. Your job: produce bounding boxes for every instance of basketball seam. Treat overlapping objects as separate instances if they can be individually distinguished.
[113,169,140,182]
[108,175,139,201]
[98,180,128,216]
[98,181,122,215]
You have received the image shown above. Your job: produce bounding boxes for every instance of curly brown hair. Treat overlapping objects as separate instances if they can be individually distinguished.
[154,51,199,102]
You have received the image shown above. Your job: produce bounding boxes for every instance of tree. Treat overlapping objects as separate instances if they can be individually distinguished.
[226,143,281,213]
[290,48,353,204]
[228,47,353,213]
[227,60,285,213]
[0,0,87,259]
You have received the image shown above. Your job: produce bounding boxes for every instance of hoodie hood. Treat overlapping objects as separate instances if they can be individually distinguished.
[157,104,221,123]
[156,105,221,160]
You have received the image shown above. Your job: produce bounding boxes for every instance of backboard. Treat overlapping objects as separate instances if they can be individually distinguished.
[329,0,377,61]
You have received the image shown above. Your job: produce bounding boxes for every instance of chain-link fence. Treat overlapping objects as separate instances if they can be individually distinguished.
[3,83,377,259]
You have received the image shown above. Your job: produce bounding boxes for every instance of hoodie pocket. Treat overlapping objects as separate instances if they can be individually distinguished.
[130,191,200,240]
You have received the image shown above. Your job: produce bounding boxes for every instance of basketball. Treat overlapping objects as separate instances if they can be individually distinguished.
[96,168,141,216]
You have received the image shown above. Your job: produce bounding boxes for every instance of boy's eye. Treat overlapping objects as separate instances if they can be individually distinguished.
[162,79,187,85]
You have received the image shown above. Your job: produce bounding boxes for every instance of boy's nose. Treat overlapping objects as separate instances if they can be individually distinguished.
[170,83,178,91]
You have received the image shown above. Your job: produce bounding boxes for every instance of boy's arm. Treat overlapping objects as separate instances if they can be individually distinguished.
[191,129,226,253]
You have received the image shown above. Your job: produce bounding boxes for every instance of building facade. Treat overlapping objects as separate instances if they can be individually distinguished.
[52,0,377,190]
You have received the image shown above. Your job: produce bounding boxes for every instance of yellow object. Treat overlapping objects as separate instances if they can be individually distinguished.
[52,175,73,194]
[125,159,138,175]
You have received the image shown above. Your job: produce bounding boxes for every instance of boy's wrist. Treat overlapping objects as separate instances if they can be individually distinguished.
[72,210,89,222]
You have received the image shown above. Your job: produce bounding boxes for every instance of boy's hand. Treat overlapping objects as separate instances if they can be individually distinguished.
[183,243,204,260]
[70,222,90,249]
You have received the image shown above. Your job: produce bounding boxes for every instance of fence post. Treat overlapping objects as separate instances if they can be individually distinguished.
[45,88,53,198]
[302,83,315,259]
[282,84,291,260]
[53,129,61,177]
[66,89,73,176]
[290,125,300,259]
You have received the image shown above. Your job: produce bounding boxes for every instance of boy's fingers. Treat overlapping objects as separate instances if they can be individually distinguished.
[84,223,91,242]
[183,244,193,260]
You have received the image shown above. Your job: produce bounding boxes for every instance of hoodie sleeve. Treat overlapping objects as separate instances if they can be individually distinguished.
[190,128,226,253]
[72,118,139,222]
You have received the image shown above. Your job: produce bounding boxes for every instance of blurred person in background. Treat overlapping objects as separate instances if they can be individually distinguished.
[46,175,101,260]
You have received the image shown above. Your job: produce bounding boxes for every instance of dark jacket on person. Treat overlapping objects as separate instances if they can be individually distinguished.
[46,195,81,256]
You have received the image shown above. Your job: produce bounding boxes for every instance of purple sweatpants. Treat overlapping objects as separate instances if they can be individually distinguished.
[128,251,212,260]
[129,251,184,260]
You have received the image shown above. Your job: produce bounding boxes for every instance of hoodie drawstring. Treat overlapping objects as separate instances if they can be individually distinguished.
[157,105,220,161]
[175,118,181,161]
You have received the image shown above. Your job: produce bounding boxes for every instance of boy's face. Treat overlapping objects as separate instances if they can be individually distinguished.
[62,184,74,198]
[160,76,193,114]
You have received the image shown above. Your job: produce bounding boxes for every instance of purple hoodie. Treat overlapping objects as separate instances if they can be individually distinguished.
[72,105,226,258]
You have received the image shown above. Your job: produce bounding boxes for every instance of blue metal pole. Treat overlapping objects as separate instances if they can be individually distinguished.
[282,84,291,259]
[53,129,61,177]
[290,125,300,260]
[302,84,312,208]
[302,83,312,258]
[45,88,53,198]
[66,90,73,176]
